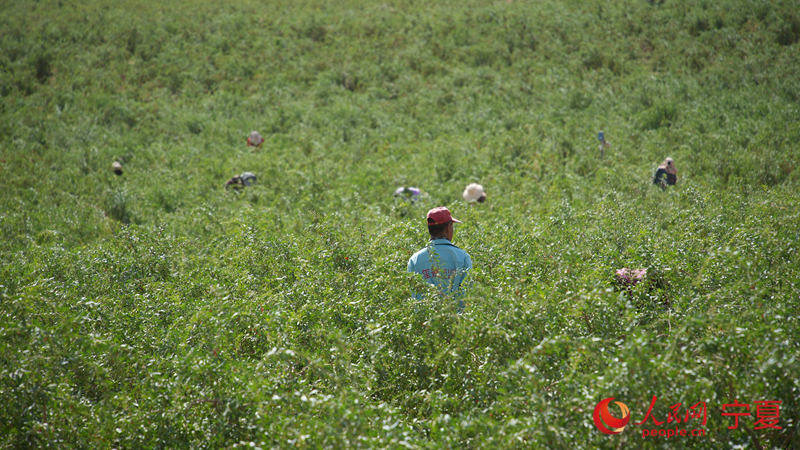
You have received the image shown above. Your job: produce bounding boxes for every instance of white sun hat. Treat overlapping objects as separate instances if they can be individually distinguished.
[462,183,487,203]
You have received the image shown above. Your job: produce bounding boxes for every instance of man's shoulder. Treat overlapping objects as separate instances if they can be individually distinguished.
[438,242,471,266]
[453,244,472,267]
[456,247,472,265]
[446,242,470,257]
[408,247,430,264]
[409,241,470,264]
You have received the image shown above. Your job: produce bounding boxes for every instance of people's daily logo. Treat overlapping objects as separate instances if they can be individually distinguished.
[593,397,631,435]
[592,395,782,439]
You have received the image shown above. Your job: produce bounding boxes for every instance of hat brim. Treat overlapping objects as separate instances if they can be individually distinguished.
[451,217,463,223]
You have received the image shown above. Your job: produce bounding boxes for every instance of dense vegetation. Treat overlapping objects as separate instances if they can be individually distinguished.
[1,0,799,447]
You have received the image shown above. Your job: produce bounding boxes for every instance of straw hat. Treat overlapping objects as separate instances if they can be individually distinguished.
[462,183,487,203]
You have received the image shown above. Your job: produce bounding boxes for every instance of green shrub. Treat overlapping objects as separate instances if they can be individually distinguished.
[0,0,798,447]
[105,189,133,224]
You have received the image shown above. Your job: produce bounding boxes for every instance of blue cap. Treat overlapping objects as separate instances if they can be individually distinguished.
[598,131,605,142]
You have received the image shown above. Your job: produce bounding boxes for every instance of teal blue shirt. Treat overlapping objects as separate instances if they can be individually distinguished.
[407,238,472,300]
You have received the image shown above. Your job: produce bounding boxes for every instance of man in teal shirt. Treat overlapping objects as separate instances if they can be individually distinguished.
[407,206,472,309]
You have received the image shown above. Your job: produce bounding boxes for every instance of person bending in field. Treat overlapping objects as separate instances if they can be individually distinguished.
[407,207,472,311]
[653,157,677,188]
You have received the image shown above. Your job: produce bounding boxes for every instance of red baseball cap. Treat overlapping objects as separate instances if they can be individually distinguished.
[426,206,462,225]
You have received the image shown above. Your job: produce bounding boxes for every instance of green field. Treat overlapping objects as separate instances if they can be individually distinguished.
[2,0,799,447]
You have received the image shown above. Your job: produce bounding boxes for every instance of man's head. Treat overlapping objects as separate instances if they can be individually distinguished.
[426,206,461,240]
[663,157,677,174]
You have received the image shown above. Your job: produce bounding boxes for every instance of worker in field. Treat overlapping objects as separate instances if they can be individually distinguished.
[407,206,472,311]
[653,157,677,188]
[462,183,487,203]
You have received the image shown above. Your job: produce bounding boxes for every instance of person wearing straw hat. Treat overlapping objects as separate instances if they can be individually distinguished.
[407,206,472,309]
[462,183,487,203]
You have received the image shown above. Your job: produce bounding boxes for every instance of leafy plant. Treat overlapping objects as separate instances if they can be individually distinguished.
[0,0,798,447]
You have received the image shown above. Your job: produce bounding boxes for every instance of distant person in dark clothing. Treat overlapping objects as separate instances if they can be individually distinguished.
[653,157,677,188]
